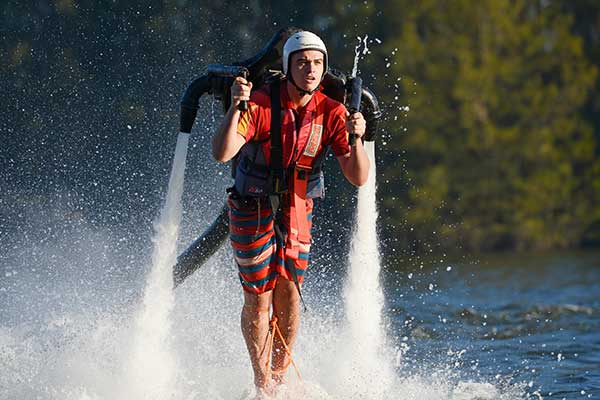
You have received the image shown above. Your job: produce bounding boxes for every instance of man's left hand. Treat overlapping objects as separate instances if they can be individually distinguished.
[346,111,366,140]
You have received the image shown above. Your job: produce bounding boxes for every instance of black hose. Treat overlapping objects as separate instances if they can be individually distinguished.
[180,74,212,133]
[360,86,382,142]
[173,204,229,288]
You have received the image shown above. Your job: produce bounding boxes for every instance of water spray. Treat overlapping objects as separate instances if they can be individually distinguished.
[348,33,370,151]
[126,132,190,398]
[337,34,394,398]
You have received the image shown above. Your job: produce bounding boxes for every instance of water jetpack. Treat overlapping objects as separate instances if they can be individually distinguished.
[173,28,382,288]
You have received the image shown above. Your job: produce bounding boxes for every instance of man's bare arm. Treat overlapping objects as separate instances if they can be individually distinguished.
[212,77,252,162]
[337,139,370,186]
[337,112,370,186]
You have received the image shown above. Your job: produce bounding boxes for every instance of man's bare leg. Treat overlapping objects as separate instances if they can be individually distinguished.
[241,290,273,392]
[271,278,301,382]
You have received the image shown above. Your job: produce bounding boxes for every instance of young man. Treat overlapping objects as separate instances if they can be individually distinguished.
[212,31,369,396]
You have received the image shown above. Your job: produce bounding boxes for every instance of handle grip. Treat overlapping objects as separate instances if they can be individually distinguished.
[347,76,363,146]
[238,69,249,112]
[206,65,250,112]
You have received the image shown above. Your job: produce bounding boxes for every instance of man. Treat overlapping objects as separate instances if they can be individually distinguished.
[212,31,369,397]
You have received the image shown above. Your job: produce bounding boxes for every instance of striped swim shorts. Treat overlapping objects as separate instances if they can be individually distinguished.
[228,196,313,294]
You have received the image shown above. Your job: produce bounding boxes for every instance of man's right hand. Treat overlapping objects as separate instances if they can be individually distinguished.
[231,77,253,109]
[213,77,251,162]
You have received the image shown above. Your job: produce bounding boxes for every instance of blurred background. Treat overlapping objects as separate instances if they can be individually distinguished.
[2,0,599,260]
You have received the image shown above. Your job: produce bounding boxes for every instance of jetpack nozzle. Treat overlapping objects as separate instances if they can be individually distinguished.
[347,76,363,146]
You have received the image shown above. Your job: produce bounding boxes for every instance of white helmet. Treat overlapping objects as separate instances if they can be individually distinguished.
[282,31,328,77]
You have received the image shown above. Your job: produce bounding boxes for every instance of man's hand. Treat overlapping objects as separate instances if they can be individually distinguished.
[337,111,369,186]
[231,77,253,109]
[346,111,366,140]
[212,77,251,162]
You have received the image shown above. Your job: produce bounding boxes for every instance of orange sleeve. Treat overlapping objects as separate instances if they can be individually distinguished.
[237,103,258,142]
[237,88,271,142]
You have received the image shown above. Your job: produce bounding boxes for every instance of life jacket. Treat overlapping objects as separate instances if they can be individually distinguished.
[232,82,327,200]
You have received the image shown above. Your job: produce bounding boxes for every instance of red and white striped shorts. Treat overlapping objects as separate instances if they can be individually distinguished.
[228,196,313,294]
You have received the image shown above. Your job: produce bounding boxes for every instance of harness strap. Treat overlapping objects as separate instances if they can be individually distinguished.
[269,79,285,194]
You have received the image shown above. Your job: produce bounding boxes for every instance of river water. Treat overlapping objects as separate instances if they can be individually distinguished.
[384,251,600,399]
[2,191,598,400]
[0,131,598,399]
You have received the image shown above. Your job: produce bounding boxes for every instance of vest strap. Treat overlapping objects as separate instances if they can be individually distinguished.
[269,80,286,194]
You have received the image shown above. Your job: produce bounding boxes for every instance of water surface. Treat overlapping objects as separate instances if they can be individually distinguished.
[384,251,600,399]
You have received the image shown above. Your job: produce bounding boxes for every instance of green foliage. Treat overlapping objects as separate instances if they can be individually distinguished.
[325,0,600,253]
[3,1,599,253]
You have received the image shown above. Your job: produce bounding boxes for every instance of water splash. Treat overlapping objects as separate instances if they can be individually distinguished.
[0,38,532,400]
[125,132,190,399]
[0,139,532,400]
[342,38,396,397]
[336,141,395,398]
[351,35,369,78]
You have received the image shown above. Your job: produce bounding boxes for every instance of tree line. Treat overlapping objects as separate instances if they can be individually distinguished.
[3,0,599,254]
[323,0,600,253]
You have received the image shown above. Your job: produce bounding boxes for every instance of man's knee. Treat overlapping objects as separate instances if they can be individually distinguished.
[274,277,300,294]
[243,290,272,313]
[273,278,301,310]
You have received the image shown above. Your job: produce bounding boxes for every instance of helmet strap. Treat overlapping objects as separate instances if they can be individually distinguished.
[288,74,320,97]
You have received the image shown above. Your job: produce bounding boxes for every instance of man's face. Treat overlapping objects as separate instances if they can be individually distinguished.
[289,50,325,93]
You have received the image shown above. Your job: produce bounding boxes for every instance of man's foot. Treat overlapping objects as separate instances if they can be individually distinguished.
[271,370,286,385]
[253,381,278,400]
[271,356,291,386]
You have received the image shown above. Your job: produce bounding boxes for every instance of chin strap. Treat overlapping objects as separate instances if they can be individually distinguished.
[288,75,320,97]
